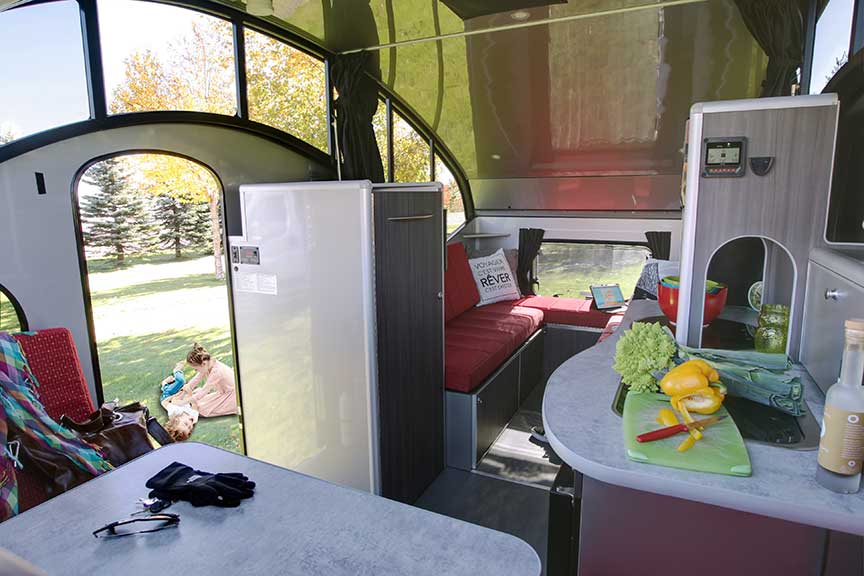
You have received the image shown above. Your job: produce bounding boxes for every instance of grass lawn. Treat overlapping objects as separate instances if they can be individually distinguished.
[87,251,241,453]
[536,243,650,300]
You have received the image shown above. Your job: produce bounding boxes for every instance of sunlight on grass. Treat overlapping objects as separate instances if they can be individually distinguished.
[90,252,240,452]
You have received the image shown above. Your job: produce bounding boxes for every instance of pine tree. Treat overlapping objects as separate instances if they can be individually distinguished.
[80,158,155,263]
[153,195,211,258]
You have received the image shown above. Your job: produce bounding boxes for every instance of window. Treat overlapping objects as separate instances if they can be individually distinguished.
[393,112,431,183]
[373,100,389,181]
[245,28,328,151]
[0,1,89,144]
[99,0,237,115]
[810,0,855,94]
[435,155,464,233]
[536,243,650,299]
[0,286,25,333]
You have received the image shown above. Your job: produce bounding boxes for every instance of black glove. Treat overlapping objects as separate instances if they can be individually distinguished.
[146,462,256,507]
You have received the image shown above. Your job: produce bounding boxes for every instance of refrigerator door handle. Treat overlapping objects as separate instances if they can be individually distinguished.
[388,214,434,222]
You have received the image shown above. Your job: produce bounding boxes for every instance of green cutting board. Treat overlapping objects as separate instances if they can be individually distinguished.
[622,392,752,477]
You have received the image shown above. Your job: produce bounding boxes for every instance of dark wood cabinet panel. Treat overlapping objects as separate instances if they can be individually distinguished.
[373,189,444,503]
[476,359,519,460]
[519,329,545,404]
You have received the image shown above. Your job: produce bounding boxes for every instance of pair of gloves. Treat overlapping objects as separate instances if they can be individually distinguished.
[146,462,256,507]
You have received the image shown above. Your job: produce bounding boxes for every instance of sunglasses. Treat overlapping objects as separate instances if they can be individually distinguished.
[93,513,180,538]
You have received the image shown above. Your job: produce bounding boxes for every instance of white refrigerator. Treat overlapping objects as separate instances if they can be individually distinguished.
[228,181,379,494]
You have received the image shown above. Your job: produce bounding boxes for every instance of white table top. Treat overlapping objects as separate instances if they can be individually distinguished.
[543,300,864,536]
[0,443,541,576]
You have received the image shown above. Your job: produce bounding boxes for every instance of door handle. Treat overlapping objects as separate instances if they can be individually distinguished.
[388,214,434,222]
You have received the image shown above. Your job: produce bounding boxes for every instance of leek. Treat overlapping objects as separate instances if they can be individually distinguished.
[676,347,804,416]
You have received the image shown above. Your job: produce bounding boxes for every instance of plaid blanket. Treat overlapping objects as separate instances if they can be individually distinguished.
[0,332,112,521]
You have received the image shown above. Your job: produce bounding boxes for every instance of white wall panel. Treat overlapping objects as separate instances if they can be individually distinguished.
[0,124,327,401]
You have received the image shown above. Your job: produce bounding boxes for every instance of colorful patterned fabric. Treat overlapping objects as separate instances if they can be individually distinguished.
[0,332,112,522]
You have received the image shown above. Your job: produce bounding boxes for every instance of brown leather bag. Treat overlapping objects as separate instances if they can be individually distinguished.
[60,402,155,467]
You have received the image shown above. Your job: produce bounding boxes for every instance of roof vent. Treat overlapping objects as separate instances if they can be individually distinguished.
[441,0,567,20]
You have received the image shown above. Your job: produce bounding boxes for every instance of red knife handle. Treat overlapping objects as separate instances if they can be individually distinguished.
[636,423,688,443]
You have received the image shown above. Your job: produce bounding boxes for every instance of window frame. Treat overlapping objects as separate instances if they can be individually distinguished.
[0,0,473,224]
[0,283,29,333]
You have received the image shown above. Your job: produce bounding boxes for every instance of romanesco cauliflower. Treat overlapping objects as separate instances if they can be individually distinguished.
[613,322,676,393]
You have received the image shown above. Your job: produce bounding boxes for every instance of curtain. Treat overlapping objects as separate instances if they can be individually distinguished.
[734,0,808,97]
[331,52,386,182]
[645,231,672,260]
[516,228,545,296]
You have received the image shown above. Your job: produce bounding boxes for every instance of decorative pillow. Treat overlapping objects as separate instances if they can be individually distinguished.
[466,247,521,295]
[468,249,521,306]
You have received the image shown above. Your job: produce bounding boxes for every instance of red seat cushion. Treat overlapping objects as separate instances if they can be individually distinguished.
[515,296,612,329]
[12,328,95,513]
[445,243,480,323]
[13,328,94,422]
[445,301,543,393]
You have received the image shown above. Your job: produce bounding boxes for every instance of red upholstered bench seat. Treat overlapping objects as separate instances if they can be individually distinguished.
[443,242,623,393]
[513,295,612,329]
[445,301,544,393]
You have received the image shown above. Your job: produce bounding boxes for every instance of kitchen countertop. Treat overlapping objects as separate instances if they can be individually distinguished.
[0,443,541,576]
[543,300,864,536]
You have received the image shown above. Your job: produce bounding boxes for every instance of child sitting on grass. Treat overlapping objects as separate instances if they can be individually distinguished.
[160,360,199,442]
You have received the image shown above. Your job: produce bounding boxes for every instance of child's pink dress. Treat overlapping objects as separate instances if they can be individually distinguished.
[184,360,238,417]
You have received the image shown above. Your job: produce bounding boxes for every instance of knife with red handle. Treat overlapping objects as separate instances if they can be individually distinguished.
[636,415,726,443]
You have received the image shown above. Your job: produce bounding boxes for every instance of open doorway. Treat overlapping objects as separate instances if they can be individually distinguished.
[75,152,242,452]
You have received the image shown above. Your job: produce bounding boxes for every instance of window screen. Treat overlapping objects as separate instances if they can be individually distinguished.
[536,243,650,299]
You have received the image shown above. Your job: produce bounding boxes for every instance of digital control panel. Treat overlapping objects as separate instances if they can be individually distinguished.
[702,137,747,178]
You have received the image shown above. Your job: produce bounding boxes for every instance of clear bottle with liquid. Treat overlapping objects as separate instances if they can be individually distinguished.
[816,319,864,493]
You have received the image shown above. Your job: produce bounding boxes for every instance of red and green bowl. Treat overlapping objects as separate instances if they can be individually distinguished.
[658,276,728,326]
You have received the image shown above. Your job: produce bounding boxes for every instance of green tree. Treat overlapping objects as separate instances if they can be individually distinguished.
[112,18,236,278]
[0,124,17,144]
[80,158,155,263]
[153,194,211,258]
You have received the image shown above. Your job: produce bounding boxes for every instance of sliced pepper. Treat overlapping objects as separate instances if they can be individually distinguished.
[657,408,679,427]
[671,386,724,415]
[677,434,697,452]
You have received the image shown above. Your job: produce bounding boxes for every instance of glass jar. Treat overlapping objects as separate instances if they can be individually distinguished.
[754,304,790,354]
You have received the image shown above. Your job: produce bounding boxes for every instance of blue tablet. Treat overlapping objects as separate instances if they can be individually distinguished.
[590,284,626,310]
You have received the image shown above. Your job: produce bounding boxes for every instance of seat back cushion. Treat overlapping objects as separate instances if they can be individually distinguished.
[445,242,481,323]
[13,328,95,422]
[12,328,95,513]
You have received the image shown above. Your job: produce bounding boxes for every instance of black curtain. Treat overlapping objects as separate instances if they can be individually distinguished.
[516,228,545,296]
[331,52,386,182]
[645,231,672,260]
[734,0,809,97]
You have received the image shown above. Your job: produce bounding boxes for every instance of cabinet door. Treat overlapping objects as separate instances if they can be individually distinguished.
[374,189,444,503]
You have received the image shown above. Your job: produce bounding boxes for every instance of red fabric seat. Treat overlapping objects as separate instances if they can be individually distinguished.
[514,295,613,329]
[11,328,95,513]
[445,301,543,393]
[445,243,481,323]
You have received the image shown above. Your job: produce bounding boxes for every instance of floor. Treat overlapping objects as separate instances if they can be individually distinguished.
[415,468,550,574]
[416,381,560,575]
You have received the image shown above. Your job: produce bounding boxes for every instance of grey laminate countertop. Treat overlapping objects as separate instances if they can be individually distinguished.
[543,300,864,536]
[0,443,541,576]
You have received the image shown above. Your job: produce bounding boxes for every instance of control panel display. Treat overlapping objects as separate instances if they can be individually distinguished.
[231,245,260,265]
[702,137,747,177]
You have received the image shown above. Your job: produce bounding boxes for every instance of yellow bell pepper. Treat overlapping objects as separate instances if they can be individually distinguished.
[660,359,726,437]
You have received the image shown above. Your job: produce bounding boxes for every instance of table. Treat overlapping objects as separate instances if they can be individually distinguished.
[0,443,541,576]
